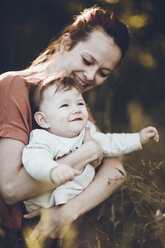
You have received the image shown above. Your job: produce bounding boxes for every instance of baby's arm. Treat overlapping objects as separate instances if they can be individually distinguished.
[140,126,159,145]
[87,121,159,157]
[22,144,58,184]
[22,130,79,186]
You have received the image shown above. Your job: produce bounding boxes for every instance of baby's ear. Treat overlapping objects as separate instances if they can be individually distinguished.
[60,33,72,52]
[34,112,49,129]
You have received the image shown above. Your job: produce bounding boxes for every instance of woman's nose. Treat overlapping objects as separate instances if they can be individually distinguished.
[84,67,96,82]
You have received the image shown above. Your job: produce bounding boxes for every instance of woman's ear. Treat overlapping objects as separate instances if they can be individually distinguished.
[34,112,49,129]
[60,33,72,52]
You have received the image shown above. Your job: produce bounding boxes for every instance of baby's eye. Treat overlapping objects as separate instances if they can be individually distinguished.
[60,104,69,108]
[83,57,92,66]
[78,102,85,106]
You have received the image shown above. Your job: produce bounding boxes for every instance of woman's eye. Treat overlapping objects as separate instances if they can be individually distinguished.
[83,57,91,66]
[99,70,108,78]
[60,104,69,108]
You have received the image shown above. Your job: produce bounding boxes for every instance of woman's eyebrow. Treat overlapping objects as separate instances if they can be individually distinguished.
[84,53,96,62]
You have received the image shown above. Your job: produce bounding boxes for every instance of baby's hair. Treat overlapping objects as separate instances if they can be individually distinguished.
[30,75,83,115]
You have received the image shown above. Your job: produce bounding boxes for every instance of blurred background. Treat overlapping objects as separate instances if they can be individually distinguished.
[0,0,165,247]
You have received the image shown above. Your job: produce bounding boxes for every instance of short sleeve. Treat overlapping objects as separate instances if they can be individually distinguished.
[0,73,32,145]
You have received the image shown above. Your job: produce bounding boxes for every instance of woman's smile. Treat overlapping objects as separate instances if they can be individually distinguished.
[54,27,122,92]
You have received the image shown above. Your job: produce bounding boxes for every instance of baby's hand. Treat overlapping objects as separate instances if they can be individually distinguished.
[50,164,80,186]
[140,126,159,145]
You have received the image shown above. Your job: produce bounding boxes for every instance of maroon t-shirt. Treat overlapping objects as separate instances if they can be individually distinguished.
[0,72,32,144]
[0,72,32,230]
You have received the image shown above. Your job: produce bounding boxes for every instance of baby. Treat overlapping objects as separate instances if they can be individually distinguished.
[22,75,159,212]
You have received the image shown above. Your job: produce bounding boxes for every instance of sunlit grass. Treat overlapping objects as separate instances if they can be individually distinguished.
[95,160,165,248]
[23,226,44,248]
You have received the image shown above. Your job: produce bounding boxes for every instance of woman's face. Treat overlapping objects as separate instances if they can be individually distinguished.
[53,27,122,92]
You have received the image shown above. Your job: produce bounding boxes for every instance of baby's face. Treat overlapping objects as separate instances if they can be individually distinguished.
[40,85,88,138]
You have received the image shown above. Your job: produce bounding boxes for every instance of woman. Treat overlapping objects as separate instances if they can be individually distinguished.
[0,6,129,241]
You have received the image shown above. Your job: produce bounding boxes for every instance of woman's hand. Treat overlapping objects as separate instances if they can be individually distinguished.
[24,204,78,241]
[83,128,103,168]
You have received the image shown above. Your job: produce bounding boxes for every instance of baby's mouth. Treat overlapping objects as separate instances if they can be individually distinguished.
[71,118,83,121]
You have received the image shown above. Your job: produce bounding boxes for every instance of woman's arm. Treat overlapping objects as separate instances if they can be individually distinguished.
[0,136,102,204]
[58,127,103,170]
[0,138,53,205]
[58,141,102,170]
[69,157,126,216]
[26,157,126,240]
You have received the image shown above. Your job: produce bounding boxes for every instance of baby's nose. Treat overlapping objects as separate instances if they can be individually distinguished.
[72,105,81,113]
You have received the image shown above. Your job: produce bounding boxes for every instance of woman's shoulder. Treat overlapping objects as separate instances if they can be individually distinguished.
[0,72,31,145]
[0,71,29,97]
[0,71,25,86]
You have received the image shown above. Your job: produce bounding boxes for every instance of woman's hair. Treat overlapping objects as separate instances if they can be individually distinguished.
[33,6,129,65]
[21,6,129,84]
[30,75,82,115]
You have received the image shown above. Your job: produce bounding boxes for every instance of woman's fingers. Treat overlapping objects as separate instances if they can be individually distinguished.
[83,127,92,143]
[23,208,41,219]
[25,204,77,241]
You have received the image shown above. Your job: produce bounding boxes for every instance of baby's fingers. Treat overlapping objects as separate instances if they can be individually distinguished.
[60,168,80,184]
[147,127,159,142]
[73,169,80,176]
[154,132,159,142]
[65,168,80,180]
